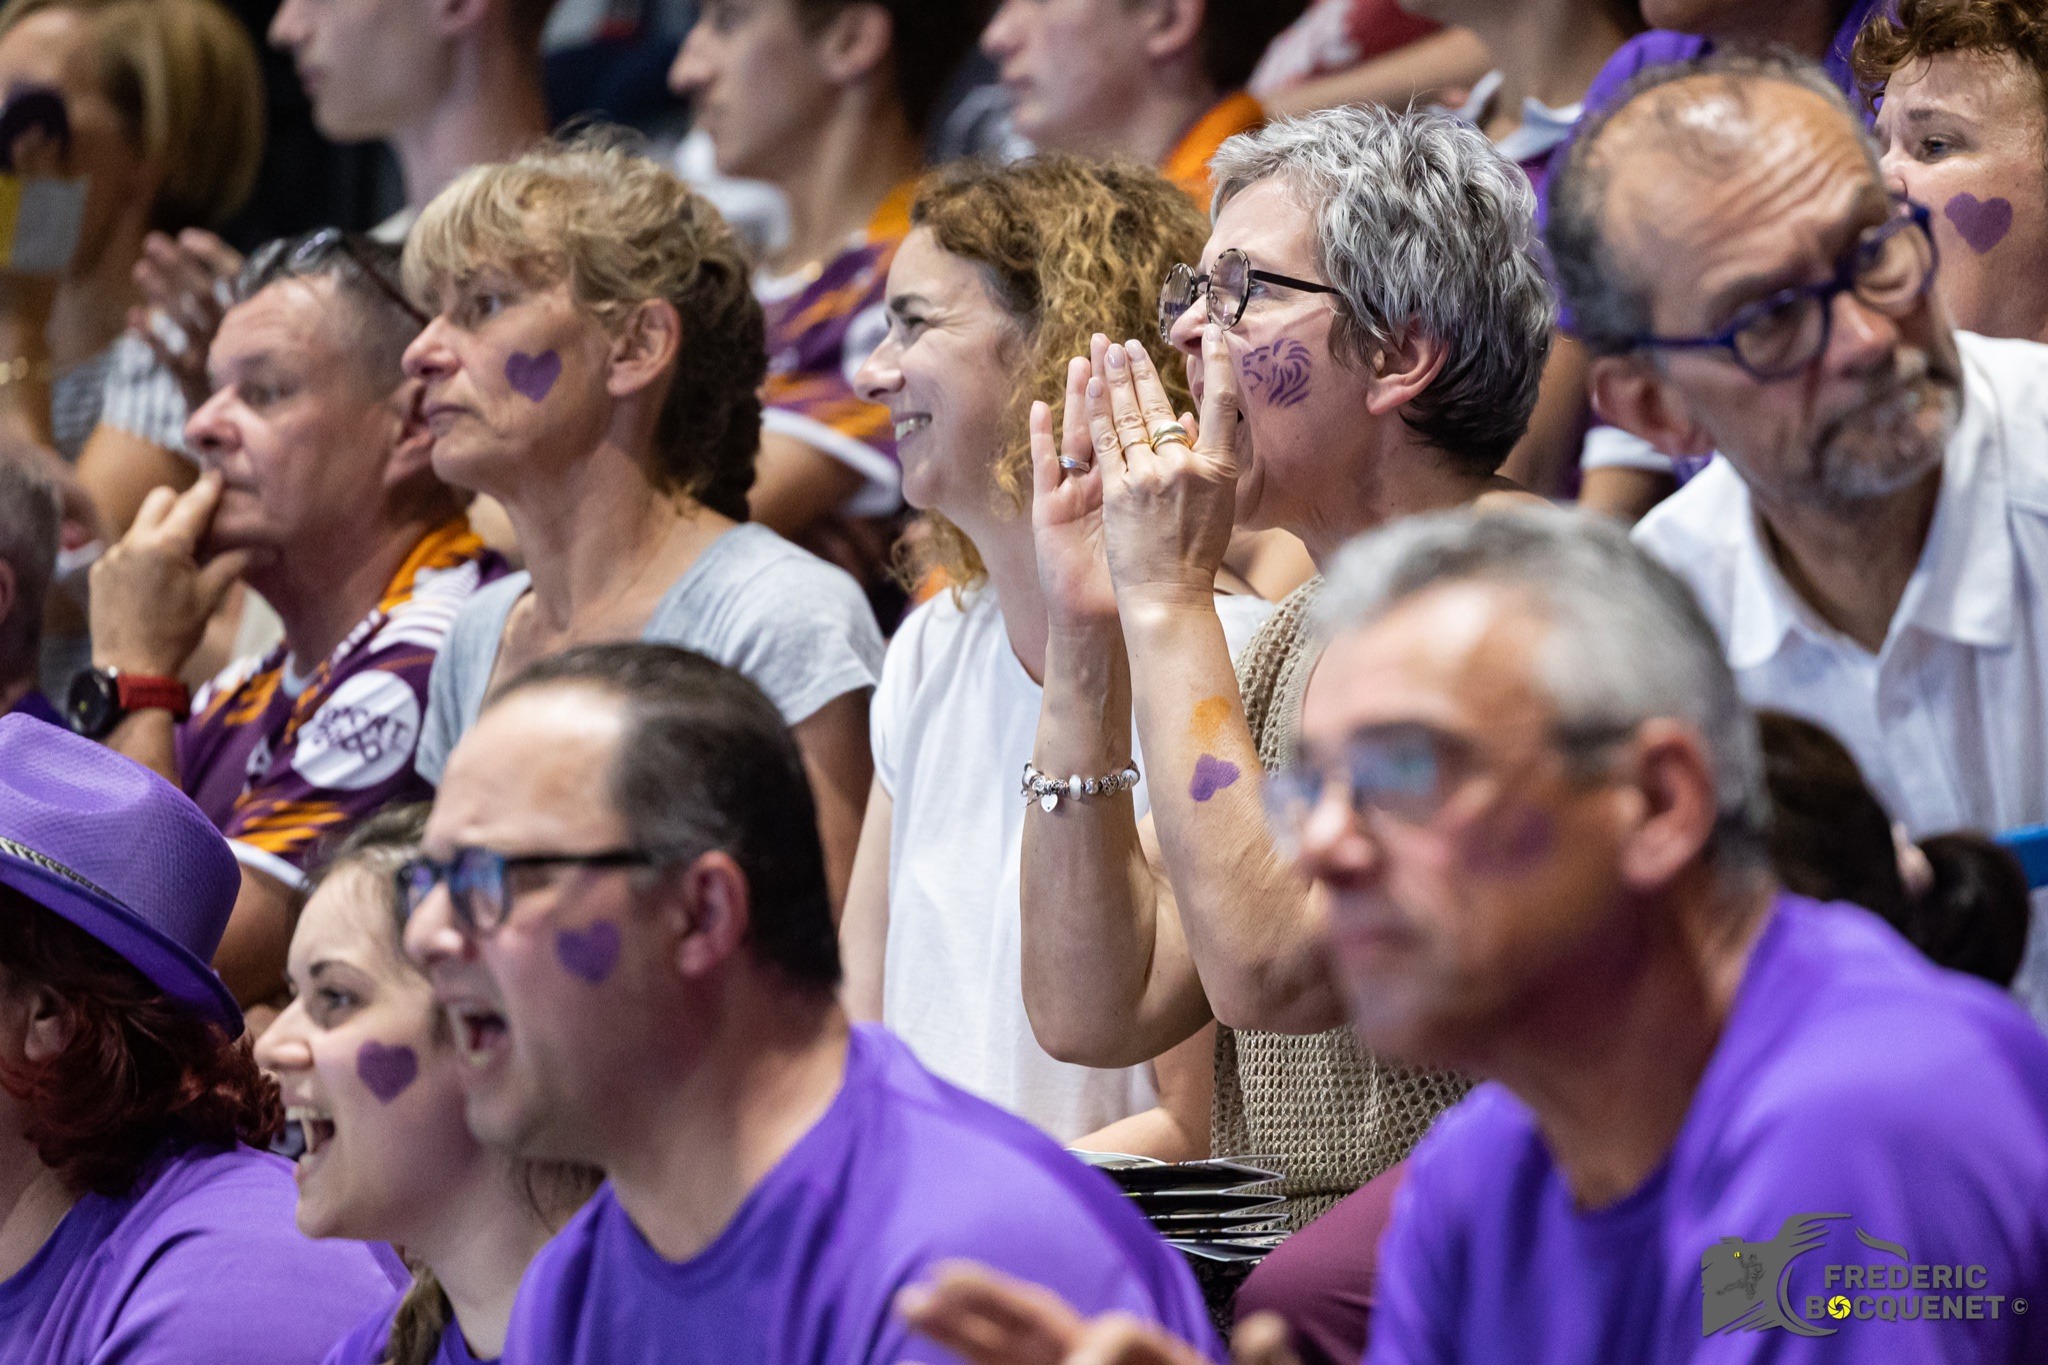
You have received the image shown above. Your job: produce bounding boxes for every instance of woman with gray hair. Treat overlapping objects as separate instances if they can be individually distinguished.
[1013,102,1553,1359]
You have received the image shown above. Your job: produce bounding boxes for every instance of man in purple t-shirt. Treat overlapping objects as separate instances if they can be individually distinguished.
[401,644,1218,1365]
[901,507,2048,1364]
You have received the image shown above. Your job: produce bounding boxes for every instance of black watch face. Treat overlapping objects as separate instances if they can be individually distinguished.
[65,669,121,739]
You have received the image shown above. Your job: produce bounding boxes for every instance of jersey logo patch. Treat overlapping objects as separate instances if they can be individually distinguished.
[293,671,422,791]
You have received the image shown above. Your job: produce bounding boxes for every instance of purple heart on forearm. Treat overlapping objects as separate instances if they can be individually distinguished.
[1944,193,2012,255]
[555,920,621,984]
[355,1041,418,1103]
[1189,753,1242,803]
[505,349,562,402]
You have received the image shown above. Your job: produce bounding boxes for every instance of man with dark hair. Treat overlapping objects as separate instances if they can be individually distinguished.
[670,0,991,610]
[982,0,1311,202]
[0,452,61,723]
[1546,54,2048,1020]
[81,234,504,1016]
[402,642,1217,1364]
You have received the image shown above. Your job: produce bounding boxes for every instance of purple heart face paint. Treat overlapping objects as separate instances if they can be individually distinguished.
[1945,193,2013,255]
[1242,339,1313,409]
[1190,754,1242,803]
[355,1040,419,1103]
[505,349,562,402]
[555,920,621,984]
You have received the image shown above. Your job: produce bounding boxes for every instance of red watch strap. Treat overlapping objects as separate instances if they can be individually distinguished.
[114,672,191,719]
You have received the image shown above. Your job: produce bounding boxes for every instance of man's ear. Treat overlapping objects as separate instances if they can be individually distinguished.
[382,377,438,492]
[670,851,752,979]
[1136,0,1207,67]
[1614,719,1724,893]
[1587,353,1715,460]
[815,1,895,87]
[606,298,683,403]
[1362,328,1450,419]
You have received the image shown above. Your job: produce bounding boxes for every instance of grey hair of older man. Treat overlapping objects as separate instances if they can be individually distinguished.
[1312,506,1772,867]
[1209,103,1557,477]
[1546,50,1880,358]
[0,451,57,688]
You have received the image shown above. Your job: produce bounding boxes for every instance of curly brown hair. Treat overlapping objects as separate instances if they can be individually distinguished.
[0,888,281,1197]
[403,133,766,522]
[905,156,1209,588]
[1852,0,2048,112]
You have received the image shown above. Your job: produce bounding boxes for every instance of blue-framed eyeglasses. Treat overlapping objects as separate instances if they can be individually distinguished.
[1626,199,1937,381]
[396,846,655,936]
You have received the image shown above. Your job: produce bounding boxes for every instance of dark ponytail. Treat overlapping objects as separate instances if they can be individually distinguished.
[1903,834,2030,988]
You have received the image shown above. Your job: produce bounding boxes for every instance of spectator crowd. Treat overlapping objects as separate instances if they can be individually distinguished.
[2,1,2047,1363]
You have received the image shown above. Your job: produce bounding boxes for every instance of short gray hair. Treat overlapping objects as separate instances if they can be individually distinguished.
[1209,103,1556,476]
[1547,50,1879,355]
[0,451,57,684]
[1312,507,1769,863]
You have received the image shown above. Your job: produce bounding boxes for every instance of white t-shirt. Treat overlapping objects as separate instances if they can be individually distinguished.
[416,523,884,783]
[1634,330,2048,1020]
[873,583,1275,1143]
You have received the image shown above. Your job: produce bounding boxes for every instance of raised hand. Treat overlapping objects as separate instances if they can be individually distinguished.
[1088,327,1243,612]
[88,469,247,677]
[130,229,244,413]
[1031,356,1119,628]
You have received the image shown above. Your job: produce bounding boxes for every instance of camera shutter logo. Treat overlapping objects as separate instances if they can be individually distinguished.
[1701,1213,1849,1336]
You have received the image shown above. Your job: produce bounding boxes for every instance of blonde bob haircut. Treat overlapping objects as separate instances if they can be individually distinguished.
[905,155,1207,590]
[0,0,265,231]
[403,134,766,521]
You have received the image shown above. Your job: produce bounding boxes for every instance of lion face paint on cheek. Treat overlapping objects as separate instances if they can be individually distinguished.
[1242,339,1313,409]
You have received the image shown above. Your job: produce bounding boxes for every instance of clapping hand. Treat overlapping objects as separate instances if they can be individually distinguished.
[130,229,243,414]
[898,1260,1301,1365]
[1030,356,1120,628]
[1082,327,1243,613]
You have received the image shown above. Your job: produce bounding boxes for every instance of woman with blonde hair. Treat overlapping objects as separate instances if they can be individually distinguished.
[257,807,598,1365]
[0,0,263,533]
[841,156,1270,1152]
[402,139,884,908]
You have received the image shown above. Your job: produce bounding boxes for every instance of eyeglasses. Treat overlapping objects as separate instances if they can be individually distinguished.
[242,227,429,326]
[1261,720,1636,854]
[1626,200,1936,381]
[1157,248,1343,343]
[396,846,656,936]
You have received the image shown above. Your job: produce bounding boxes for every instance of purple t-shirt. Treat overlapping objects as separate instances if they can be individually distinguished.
[323,1296,492,1365]
[1367,895,2048,1364]
[504,1025,1220,1365]
[0,1141,408,1365]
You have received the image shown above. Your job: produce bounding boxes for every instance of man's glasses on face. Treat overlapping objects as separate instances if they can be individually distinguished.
[396,846,657,937]
[1263,719,1637,856]
[1625,198,1937,381]
[1157,247,1344,343]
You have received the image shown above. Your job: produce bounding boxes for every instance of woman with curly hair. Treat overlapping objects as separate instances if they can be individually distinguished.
[840,157,1271,1152]
[0,716,403,1364]
[257,807,598,1365]
[402,138,885,909]
[1857,0,2048,343]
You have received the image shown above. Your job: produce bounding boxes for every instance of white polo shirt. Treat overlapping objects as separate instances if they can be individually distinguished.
[1634,330,2048,1021]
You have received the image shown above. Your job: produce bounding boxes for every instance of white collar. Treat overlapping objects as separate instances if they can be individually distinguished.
[1448,70,1583,164]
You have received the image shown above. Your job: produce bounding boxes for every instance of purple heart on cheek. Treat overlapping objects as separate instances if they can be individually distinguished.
[504,349,562,402]
[1944,193,2013,255]
[355,1041,418,1103]
[555,920,621,984]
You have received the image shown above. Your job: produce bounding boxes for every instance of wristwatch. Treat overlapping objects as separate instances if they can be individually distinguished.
[66,667,190,739]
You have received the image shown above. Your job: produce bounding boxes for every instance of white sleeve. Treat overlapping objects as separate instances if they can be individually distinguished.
[1579,424,1677,474]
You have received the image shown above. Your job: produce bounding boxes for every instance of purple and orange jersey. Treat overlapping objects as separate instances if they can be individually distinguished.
[176,519,506,890]
[756,182,914,518]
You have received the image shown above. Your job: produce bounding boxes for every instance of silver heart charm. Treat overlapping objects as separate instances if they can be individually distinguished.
[1039,791,1059,813]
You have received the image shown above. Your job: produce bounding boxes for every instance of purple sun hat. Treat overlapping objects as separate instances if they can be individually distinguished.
[0,714,241,1030]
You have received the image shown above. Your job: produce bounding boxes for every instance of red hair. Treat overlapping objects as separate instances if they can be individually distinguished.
[0,888,280,1196]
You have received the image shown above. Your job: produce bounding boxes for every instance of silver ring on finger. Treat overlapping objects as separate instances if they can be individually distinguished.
[1058,457,1090,474]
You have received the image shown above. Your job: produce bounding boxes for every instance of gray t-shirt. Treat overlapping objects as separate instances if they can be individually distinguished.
[415,522,885,783]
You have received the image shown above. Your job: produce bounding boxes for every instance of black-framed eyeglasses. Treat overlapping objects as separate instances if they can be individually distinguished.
[242,227,429,326]
[1157,248,1343,343]
[1626,199,1937,381]
[396,846,656,936]
[1261,719,1637,853]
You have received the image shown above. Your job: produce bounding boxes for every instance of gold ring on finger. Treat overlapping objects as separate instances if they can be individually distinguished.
[1148,421,1193,450]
